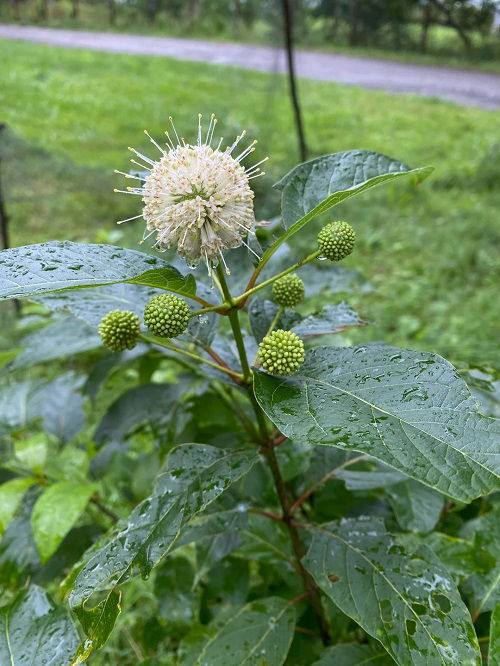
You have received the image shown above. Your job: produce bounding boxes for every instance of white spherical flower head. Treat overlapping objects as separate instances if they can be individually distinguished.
[115,115,267,272]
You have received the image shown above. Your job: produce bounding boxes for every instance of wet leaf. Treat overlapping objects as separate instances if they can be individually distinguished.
[264,151,432,262]
[155,557,199,625]
[290,303,367,338]
[31,481,96,563]
[65,445,257,645]
[254,344,500,502]
[9,314,101,370]
[0,585,80,666]
[303,516,481,666]
[71,590,121,665]
[400,533,495,583]
[0,478,35,535]
[386,480,444,533]
[311,642,393,665]
[189,596,296,665]
[35,372,86,442]
[461,506,500,619]
[0,241,196,300]
[175,509,249,549]
[94,381,188,445]
[275,150,433,229]
[489,603,500,666]
[248,298,302,344]
[14,434,48,472]
[36,282,162,327]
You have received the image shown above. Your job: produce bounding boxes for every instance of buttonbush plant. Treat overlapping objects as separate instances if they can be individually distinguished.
[0,120,499,666]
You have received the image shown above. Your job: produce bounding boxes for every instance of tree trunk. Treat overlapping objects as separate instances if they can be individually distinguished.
[420,2,432,53]
[281,0,307,162]
[428,0,472,51]
[11,0,21,21]
[71,0,79,20]
[108,0,116,25]
[349,0,360,46]
[38,0,49,21]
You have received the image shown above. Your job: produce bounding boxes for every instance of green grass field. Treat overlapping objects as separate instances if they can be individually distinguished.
[0,38,499,369]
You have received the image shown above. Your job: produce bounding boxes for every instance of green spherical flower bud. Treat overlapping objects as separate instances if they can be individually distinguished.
[317,221,355,261]
[258,329,305,376]
[272,273,305,308]
[99,310,140,352]
[144,293,190,338]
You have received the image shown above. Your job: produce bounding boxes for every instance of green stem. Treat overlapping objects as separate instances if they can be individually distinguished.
[140,334,244,383]
[266,306,284,338]
[234,249,321,307]
[216,265,330,644]
[216,263,267,438]
[190,303,229,317]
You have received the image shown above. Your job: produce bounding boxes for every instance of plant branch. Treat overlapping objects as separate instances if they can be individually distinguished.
[236,249,320,307]
[263,443,331,645]
[140,334,244,383]
[290,454,368,515]
[212,383,261,440]
[91,494,118,523]
[214,263,329,643]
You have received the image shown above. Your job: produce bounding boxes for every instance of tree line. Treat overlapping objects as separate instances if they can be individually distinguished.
[5,0,500,57]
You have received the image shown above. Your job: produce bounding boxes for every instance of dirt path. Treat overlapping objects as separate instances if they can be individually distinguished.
[1,24,499,109]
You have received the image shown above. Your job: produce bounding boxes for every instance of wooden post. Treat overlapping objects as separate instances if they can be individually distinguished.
[281,0,307,162]
[0,124,20,314]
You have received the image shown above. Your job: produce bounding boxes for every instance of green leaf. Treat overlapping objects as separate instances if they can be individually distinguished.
[175,509,249,549]
[31,481,96,563]
[190,597,296,665]
[254,344,500,502]
[461,506,500,619]
[311,642,393,665]
[0,585,80,666]
[155,557,199,625]
[259,151,432,265]
[275,150,433,229]
[489,604,500,666]
[15,433,48,472]
[65,445,257,643]
[0,241,196,300]
[94,381,187,445]
[386,479,444,533]
[337,466,405,490]
[0,478,34,535]
[9,314,101,370]
[291,303,367,338]
[36,282,161,327]
[0,379,46,433]
[35,372,85,442]
[303,516,481,666]
[399,533,494,584]
[70,590,121,665]
[248,298,302,344]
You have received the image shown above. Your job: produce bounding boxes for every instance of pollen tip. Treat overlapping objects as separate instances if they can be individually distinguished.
[113,188,119,192]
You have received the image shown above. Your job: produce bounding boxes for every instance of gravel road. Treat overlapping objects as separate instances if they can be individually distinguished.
[1,24,499,109]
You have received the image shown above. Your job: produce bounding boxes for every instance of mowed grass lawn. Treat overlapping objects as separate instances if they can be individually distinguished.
[0,38,499,368]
